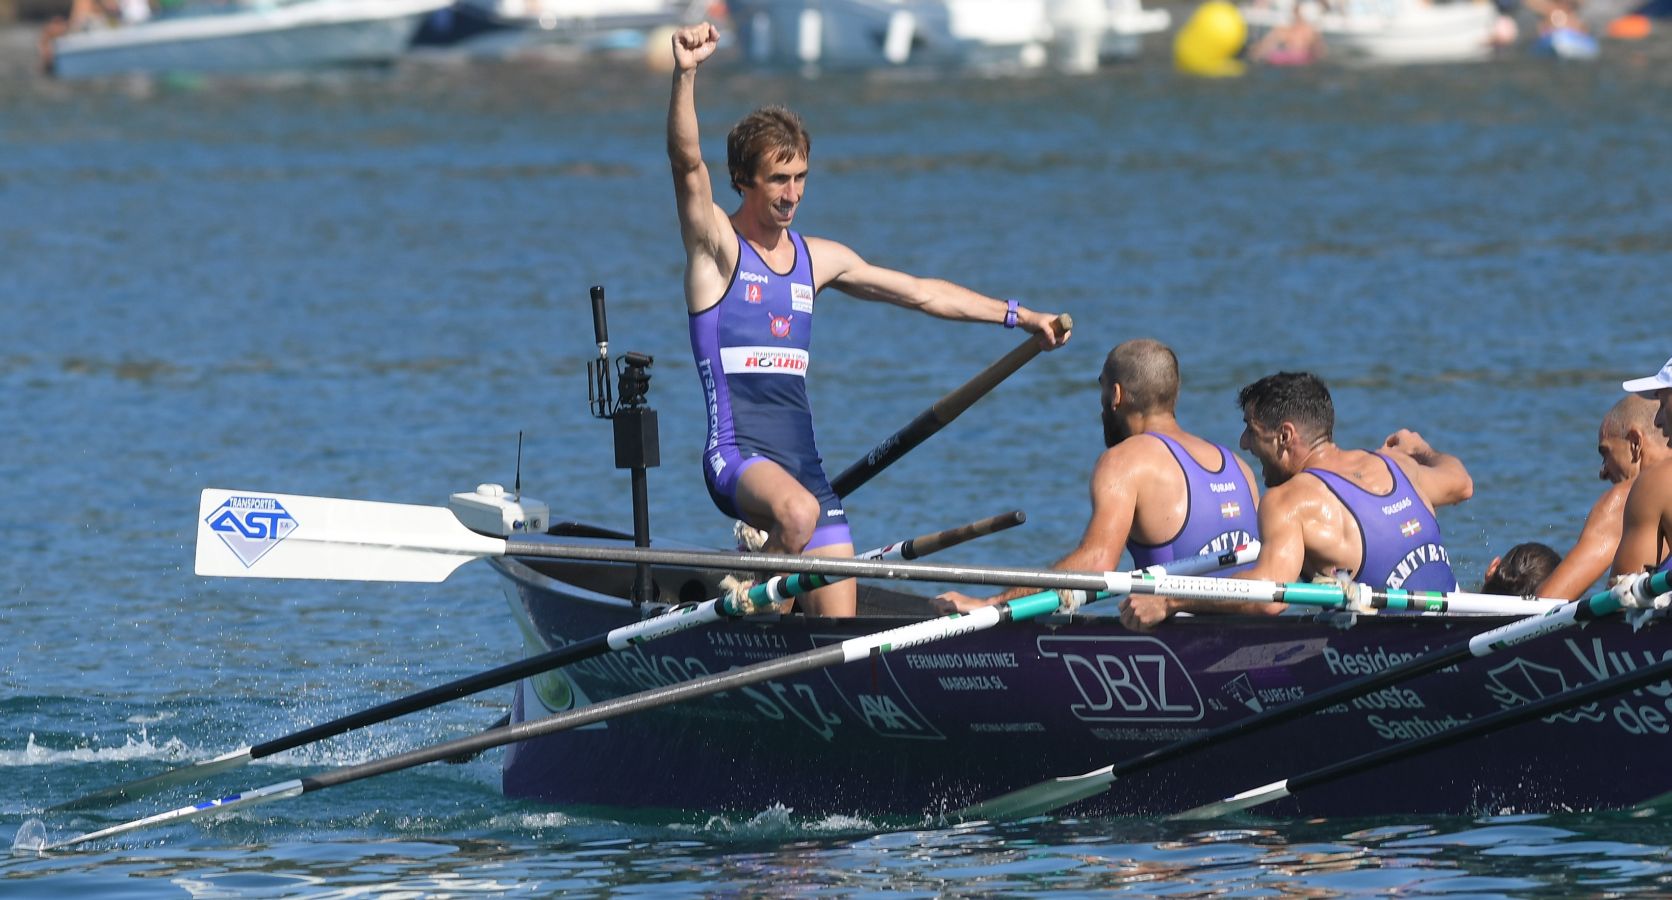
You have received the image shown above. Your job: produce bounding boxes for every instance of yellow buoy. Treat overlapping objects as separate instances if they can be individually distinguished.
[1174,0,1247,77]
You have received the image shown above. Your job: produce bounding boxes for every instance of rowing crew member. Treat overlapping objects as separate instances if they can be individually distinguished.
[1612,356,1672,578]
[934,339,1260,613]
[1123,371,1474,628]
[668,22,1071,617]
[1537,394,1672,598]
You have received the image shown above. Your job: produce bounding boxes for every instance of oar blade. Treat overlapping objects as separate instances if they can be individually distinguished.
[49,748,254,812]
[194,489,505,583]
[958,766,1115,821]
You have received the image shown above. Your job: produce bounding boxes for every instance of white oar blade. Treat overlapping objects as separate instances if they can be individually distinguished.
[958,767,1115,821]
[194,489,506,583]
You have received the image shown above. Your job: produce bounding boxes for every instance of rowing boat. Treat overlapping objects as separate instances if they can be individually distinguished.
[493,525,1672,819]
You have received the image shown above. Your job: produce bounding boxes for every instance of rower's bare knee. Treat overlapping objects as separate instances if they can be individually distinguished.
[769,490,821,552]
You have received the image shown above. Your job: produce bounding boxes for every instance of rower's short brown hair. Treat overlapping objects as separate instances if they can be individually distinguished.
[1238,371,1334,443]
[1104,339,1179,414]
[727,106,810,195]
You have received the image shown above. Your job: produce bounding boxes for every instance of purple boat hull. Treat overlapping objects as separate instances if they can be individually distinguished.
[494,550,1672,819]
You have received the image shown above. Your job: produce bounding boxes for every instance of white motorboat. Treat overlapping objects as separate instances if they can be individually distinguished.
[412,0,706,53]
[52,0,449,79]
[1241,0,1496,64]
[728,0,1170,73]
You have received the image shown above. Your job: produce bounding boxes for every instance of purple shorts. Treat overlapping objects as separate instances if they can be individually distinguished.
[703,444,852,551]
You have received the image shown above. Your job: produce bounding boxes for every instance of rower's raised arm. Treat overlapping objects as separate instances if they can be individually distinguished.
[667,23,728,270]
[1383,428,1474,508]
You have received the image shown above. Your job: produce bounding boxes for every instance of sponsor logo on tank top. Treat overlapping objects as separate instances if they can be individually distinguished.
[1386,543,1449,590]
[769,313,794,339]
[1209,481,1238,493]
[1199,530,1254,556]
[1381,496,1413,516]
[720,346,809,376]
[739,271,769,284]
[744,283,763,304]
[792,283,814,313]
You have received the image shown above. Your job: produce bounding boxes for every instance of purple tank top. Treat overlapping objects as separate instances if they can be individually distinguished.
[688,231,822,480]
[1307,455,1457,592]
[1127,434,1260,571]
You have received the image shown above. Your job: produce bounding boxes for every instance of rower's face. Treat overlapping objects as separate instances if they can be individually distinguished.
[1239,413,1289,487]
[1598,424,1635,484]
[744,155,807,227]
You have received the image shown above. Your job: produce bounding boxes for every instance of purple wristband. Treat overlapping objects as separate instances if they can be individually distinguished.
[1003,299,1019,329]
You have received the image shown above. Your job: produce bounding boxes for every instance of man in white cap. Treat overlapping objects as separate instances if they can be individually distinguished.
[1611,355,1672,577]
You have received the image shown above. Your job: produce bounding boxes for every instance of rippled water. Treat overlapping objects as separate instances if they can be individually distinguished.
[5,33,1672,896]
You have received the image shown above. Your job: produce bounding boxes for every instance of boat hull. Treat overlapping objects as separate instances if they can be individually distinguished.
[53,0,446,79]
[495,552,1672,819]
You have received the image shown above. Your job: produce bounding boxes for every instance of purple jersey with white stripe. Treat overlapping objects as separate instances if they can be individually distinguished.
[688,231,848,547]
[1308,455,1457,592]
[1126,434,1259,571]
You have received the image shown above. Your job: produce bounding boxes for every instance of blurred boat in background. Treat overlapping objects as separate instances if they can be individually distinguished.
[50,0,448,78]
[727,0,1170,73]
[412,0,706,55]
[1242,0,1496,64]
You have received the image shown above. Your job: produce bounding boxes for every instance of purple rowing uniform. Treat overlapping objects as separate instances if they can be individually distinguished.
[1307,455,1457,592]
[1126,434,1259,572]
[688,230,850,551]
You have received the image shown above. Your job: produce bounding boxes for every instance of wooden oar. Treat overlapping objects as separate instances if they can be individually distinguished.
[54,512,1025,812]
[830,313,1072,497]
[40,547,1246,850]
[1174,652,1672,820]
[957,569,1672,821]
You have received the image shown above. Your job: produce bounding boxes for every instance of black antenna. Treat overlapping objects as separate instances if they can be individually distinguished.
[514,431,523,502]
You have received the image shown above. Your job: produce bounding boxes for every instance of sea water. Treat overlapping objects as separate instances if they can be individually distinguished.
[4,35,1672,896]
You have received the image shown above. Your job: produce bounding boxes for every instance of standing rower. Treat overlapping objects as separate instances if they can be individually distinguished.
[667,22,1071,616]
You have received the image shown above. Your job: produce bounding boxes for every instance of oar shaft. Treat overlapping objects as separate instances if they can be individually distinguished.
[860,510,1026,562]
[503,539,1118,591]
[309,592,1063,791]
[1178,654,1672,819]
[957,570,1672,821]
[1106,582,1639,782]
[48,592,1067,848]
[53,515,1018,813]
[830,314,1071,497]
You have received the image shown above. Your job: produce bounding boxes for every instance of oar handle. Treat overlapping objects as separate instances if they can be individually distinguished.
[831,313,1071,497]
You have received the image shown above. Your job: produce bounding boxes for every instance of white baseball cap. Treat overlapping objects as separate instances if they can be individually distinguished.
[1622,355,1672,398]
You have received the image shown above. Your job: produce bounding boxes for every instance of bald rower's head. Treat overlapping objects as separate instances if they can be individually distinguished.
[1598,394,1671,484]
[1100,339,1180,446]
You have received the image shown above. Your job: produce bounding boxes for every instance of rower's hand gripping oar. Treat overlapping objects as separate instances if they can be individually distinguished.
[958,569,1672,821]
[36,545,1249,851]
[829,313,1072,497]
[55,511,1025,812]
